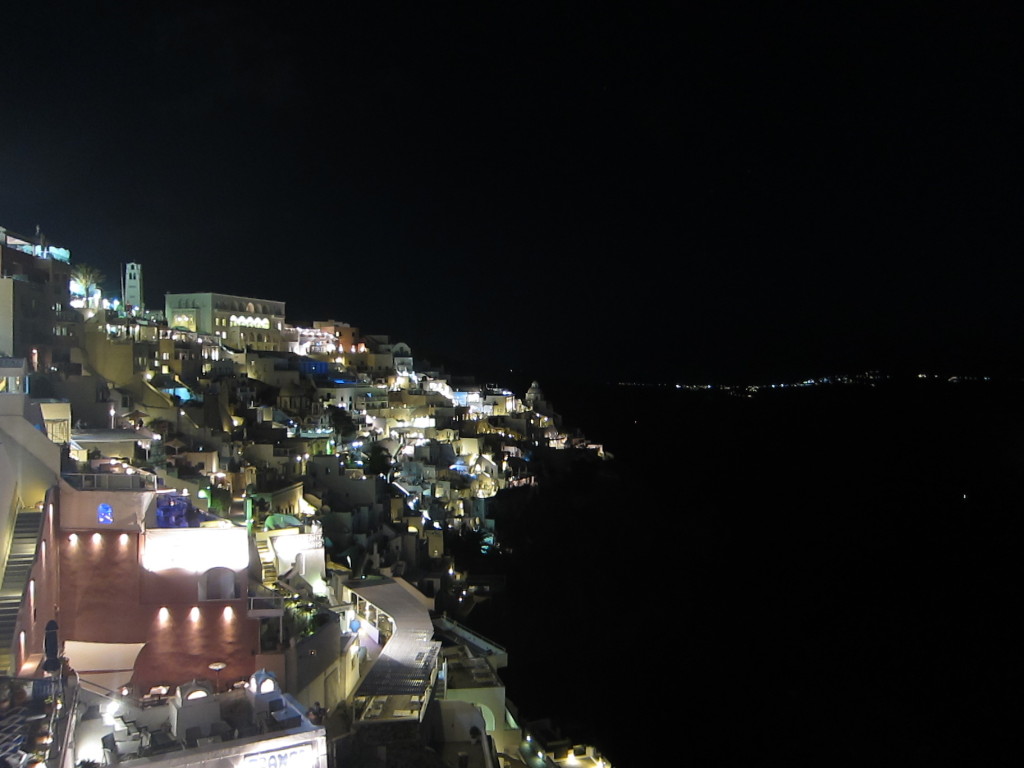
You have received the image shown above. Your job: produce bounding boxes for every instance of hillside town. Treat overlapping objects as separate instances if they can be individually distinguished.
[0,225,612,768]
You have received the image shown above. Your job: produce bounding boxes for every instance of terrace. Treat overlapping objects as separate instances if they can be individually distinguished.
[71,672,326,767]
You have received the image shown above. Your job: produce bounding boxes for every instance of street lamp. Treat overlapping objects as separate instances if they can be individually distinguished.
[109,405,116,429]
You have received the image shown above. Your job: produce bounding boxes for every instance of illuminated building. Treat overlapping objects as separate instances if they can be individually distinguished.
[311,320,359,355]
[1,240,603,764]
[0,350,266,702]
[0,357,62,674]
[1,436,328,765]
[34,474,260,692]
[1,668,328,768]
[0,226,77,374]
[165,293,286,352]
[123,262,145,313]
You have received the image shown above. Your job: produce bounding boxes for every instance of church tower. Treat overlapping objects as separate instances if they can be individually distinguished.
[124,262,144,312]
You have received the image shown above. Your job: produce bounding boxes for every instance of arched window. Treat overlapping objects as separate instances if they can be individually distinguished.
[199,567,238,600]
[97,503,113,524]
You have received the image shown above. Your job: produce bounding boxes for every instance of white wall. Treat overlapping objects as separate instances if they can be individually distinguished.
[58,483,155,531]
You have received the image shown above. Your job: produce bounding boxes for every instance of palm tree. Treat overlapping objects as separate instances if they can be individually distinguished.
[69,263,105,309]
[69,263,105,299]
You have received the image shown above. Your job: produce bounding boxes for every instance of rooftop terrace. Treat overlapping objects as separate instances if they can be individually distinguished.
[72,674,326,767]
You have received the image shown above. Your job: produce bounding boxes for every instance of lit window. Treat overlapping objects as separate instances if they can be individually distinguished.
[97,503,113,524]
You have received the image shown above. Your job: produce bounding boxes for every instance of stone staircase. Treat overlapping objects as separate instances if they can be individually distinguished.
[255,536,278,587]
[0,508,42,675]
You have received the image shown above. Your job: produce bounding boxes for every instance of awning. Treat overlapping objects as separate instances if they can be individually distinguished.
[63,640,146,692]
[38,402,72,421]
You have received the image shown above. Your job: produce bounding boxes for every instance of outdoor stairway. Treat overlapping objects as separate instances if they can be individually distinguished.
[255,537,278,587]
[0,508,42,675]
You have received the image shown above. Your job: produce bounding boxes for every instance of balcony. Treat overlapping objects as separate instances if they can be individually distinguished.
[61,472,159,491]
[248,594,287,618]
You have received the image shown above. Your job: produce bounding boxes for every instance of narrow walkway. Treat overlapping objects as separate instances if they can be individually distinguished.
[348,578,440,700]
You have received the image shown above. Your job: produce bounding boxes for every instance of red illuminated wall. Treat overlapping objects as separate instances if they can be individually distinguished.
[57,527,261,693]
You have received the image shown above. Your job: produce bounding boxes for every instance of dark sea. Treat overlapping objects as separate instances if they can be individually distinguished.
[461,374,1024,767]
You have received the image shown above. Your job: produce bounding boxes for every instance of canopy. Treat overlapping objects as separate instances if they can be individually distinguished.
[62,640,146,692]
[264,513,302,530]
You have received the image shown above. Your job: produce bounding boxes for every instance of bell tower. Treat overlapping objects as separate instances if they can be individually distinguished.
[124,262,144,312]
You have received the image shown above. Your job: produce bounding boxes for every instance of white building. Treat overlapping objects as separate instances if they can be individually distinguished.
[124,262,145,312]
[165,293,286,352]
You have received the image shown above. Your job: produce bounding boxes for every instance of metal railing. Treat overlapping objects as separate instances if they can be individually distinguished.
[52,673,78,768]
[248,583,288,613]
[61,473,158,491]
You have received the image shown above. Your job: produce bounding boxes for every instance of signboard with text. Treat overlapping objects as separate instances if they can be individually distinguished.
[242,743,314,768]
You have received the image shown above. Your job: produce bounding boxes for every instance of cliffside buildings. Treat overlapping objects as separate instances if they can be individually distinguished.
[0,226,612,768]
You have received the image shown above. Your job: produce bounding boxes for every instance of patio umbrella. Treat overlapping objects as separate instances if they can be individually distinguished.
[165,438,186,450]
[264,513,303,530]
[124,409,150,420]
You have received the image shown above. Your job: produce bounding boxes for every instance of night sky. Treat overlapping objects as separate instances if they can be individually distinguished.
[4,8,1022,763]
[2,4,1022,384]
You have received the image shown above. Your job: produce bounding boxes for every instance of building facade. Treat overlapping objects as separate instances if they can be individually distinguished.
[124,262,145,312]
[0,227,77,373]
[165,293,286,352]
